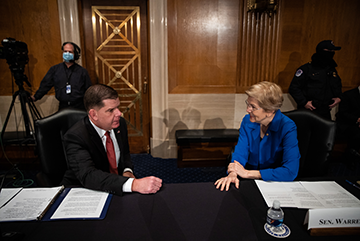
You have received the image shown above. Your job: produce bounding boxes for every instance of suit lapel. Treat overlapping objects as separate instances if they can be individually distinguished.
[84,117,108,161]
[114,127,122,148]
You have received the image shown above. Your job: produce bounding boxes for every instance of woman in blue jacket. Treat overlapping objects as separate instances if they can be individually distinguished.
[215,81,300,191]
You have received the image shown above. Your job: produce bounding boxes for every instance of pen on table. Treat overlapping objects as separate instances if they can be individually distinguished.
[345,180,360,190]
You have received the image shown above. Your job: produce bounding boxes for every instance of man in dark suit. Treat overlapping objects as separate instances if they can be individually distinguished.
[61,84,162,195]
[336,85,360,159]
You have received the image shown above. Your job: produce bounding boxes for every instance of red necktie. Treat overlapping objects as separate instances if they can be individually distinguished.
[105,131,118,174]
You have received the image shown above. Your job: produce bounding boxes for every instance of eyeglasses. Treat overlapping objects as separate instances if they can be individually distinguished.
[245,100,262,111]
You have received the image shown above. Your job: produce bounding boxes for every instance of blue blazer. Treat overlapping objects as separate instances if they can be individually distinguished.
[231,110,300,181]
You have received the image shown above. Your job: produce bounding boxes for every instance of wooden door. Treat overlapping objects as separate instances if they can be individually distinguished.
[81,0,150,153]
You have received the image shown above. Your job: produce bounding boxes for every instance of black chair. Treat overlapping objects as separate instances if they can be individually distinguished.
[35,108,87,187]
[283,109,336,178]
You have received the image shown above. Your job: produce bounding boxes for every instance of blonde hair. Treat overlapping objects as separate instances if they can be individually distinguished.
[245,81,283,111]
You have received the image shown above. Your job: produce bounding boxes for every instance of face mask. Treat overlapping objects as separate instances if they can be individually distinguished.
[63,52,74,62]
[318,50,335,60]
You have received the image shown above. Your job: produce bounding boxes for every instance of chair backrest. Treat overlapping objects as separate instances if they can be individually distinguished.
[35,108,87,186]
[283,109,336,178]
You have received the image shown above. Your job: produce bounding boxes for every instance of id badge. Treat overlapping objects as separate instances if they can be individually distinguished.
[66,84,71,94]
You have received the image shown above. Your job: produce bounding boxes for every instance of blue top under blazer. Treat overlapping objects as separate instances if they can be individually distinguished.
[231,109,300,181]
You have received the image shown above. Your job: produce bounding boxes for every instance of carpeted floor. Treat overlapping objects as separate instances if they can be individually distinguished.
[1,153,359,189]
[131,153,360,183]
[0,154,228,188]
[131,153,227,183]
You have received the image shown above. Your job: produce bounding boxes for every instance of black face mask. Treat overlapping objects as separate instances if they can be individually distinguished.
[317,50,335,60]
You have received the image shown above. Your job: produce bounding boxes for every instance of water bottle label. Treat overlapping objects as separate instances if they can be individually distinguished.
[266,217,283,227]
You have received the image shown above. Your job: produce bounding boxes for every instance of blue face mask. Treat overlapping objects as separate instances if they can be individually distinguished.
[63,52,74,62]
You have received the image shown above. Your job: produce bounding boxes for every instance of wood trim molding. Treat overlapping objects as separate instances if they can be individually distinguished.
[236,0,282,92]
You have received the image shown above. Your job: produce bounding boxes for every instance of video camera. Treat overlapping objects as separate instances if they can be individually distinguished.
[0,37,30,87]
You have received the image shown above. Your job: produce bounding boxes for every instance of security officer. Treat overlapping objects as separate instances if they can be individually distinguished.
[289,40,342,120]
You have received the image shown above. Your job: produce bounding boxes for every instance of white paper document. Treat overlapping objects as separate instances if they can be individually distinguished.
[50,188,108,220]
[255,180,360,209]
[0,186,63,222]
[0,188,22,208]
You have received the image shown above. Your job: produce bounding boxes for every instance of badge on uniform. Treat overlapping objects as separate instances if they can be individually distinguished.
[295,69,303,77]
[66,84,71,94]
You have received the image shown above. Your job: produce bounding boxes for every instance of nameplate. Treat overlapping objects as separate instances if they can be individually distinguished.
[304,207,360,229]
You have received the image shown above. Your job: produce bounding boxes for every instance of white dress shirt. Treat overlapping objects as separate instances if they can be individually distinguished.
[89,118,134,192]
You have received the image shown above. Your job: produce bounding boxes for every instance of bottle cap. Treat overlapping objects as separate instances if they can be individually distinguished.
[273,200,280,209]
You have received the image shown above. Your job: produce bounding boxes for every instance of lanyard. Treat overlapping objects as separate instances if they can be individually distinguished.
[64,63,74,94]
[64,63,74,85]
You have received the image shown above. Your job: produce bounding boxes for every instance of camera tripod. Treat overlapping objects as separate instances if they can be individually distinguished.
[1,76,42,145]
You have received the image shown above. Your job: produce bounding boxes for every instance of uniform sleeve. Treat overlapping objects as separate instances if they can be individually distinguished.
[260,121,300,181]
[289,67,308,108]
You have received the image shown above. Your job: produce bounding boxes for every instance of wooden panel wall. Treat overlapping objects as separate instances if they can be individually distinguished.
[168,0,360,94]
[1,0,359,96]
[168,0,239,93]
[278,0,360,92]
[237,0,281,92]
[0,0,62,96]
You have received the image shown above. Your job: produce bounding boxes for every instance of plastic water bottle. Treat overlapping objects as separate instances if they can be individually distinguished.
[266,200,284,232]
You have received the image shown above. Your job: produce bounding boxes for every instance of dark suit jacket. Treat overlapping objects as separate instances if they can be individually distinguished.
[336,87,360,126]
[336,87,360,141]
[61,116,133,196]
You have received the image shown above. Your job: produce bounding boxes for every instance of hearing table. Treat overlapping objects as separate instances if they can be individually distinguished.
[1,178,360,240]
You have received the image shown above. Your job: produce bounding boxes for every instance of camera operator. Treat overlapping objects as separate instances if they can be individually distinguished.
[31,42,92,111]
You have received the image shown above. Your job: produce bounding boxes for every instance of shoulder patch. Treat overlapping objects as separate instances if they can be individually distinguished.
[295,69,303,77]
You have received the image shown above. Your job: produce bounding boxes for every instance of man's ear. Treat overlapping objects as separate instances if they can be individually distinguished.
[88,109,97,121]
